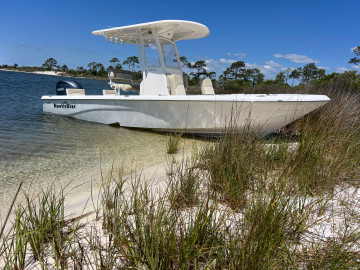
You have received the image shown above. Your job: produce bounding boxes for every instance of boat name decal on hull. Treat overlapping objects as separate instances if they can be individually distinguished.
[54,103,76,109]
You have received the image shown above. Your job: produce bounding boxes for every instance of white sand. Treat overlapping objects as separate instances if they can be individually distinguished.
[0,145,194,234]
[63,159,170,220]
[33,71,60,76]
[1,140,359,267]
[0,68,70,77]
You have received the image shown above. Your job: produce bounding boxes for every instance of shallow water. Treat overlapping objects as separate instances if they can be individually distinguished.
[0,70,196,215]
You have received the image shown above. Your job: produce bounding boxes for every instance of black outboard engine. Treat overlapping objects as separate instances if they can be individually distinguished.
[56,80,83,95]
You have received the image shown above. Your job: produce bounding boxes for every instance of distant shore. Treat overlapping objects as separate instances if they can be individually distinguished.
[0,68,108,80]
[0,68,66,76]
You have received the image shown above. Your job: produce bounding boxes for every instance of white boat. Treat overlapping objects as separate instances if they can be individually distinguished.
[41,20,330,136]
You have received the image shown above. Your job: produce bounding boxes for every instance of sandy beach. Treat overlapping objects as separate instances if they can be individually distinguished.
[33,71,61,76]
[0,68,76,78]
[1,135,360,268]
[0,159,168,235]
[64,158,170,219]
[0,138,195,233]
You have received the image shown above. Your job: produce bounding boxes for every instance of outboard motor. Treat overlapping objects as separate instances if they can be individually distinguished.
[56,80,83,95]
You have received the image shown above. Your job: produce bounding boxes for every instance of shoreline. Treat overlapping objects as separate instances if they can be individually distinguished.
[0,159,170,236]
[64,159,170,219]
[0,68,108,81]
[0,144,194,235]
[0,68,68,77]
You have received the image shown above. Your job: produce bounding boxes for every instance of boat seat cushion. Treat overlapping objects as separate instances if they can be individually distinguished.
[66,88,85,95]
[167,74,186,95]
[200,78,215,95]
[109,82,132,92]
[102,90,116,95]
[108,70,136,81]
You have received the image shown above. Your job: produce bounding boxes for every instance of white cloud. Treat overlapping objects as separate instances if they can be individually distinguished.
[227,52,247,59]
[274,53,320,63]
[336,67,350,72]
[234,53,247,59]
[246,60,284,74]
[219,58,236,64]
[195,56,209,60]
[245,62,281,75]
[203,59,228,72]
[204,59,218,66]
[350,47,358,52]
[281,67,295,71]
[201,58,240,72]
[265,60,281,67]
[351,65,360,69]
[245,62,260,69]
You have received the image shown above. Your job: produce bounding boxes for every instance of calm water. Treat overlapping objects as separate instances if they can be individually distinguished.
[0,70,194,215]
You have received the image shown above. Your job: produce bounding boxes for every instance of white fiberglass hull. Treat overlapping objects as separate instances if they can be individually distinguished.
[41,94,330,136]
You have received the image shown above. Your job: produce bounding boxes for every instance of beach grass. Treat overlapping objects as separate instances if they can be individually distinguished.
[166,132,183,154]
[0,84,359,268]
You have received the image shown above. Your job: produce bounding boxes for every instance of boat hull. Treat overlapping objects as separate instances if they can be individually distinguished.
[41,94,330,136]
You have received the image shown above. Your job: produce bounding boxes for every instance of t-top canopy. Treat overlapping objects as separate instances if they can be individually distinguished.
[92,20,210,44]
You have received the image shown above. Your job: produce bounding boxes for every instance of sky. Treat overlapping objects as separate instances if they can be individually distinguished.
[1,0,359,79]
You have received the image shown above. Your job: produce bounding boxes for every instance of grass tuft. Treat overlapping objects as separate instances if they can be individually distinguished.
[166,132,182,154]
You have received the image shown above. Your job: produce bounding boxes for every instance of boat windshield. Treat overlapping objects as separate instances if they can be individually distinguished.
[160,40,180,68]
[143,39,160,67]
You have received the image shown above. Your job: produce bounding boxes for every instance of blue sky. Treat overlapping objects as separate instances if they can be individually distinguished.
[1,0,359,78]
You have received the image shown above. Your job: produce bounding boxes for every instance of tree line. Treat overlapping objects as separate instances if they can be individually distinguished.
[179,49,359,92]
[41,57,140,77]
[0,56,140,78]
[1,46,359,91]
